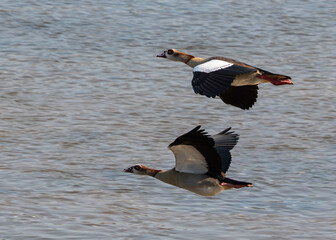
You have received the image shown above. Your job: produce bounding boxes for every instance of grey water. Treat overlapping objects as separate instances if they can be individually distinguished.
[0,0,335,239]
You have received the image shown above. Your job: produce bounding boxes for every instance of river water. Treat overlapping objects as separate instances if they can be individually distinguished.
[0,0,335,239]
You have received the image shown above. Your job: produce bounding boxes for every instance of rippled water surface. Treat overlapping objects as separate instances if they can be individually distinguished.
[0,0,335,239]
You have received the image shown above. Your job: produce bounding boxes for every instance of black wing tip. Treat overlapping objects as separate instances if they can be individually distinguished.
[220,85,259,110]
[192,125,202,131]
[189,125,208,134]
[240,102,256,110]
[218,127,232,134]
[217,127,240,139]
[168,125,212,148]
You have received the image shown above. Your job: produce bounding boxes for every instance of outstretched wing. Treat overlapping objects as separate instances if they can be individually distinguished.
[212,127,239,173]
[168,126,222,175]
[192,59,257,98]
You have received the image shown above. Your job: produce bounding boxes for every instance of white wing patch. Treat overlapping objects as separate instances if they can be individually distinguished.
[193,60,233,73]
[170,145,208,174]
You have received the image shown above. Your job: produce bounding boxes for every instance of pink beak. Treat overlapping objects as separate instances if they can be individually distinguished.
[156,51,167,58]
[124,167,133,173]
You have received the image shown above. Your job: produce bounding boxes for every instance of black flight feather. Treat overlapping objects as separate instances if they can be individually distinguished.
[220,85,259,110]
[192,65,257,99]
[169,126,240,179]
[169,126,222,176]
[213,127,239,173]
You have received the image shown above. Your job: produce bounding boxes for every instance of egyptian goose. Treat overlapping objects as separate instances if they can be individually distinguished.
[124,126,252,196]
[157,49,293,110]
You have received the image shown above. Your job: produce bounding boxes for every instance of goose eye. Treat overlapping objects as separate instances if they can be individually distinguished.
[134,165,141,170]
[167,49,174,55]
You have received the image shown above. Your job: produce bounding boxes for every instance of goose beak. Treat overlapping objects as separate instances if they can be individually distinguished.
[156,51,166,58]
[124,167,133,173]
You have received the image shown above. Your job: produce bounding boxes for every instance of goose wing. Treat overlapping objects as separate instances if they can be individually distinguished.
[212,128,239,173]
[168,126,222,175]
[219,85,258,110]
[192,59,257,98]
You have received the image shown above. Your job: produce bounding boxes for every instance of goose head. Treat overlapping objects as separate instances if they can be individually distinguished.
[157,48,195,63]
[124,164,161,177]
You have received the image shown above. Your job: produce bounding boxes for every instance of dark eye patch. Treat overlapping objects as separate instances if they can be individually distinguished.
[167,49,174,55]
[134,165,141,170]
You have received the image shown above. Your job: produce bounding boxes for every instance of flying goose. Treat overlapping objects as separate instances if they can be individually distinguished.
[124,126,252,196]
[157,49,293,110]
